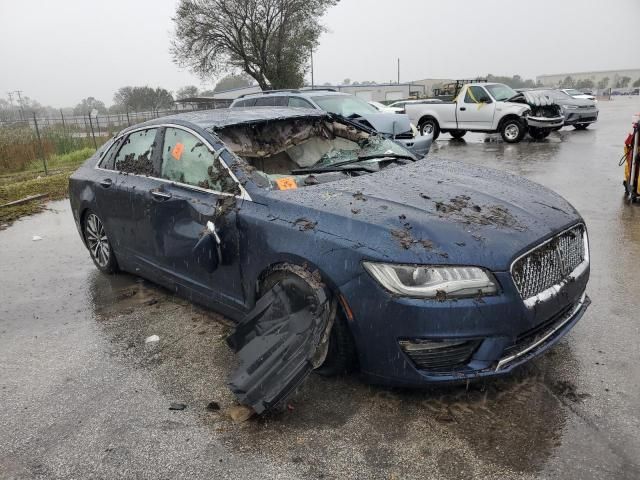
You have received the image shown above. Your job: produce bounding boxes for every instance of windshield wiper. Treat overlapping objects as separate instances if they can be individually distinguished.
[290,164,378,175]
[357,153,416,162]
[292,153,412,175]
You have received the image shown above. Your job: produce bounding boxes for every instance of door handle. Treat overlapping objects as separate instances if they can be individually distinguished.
[150,189,172,201]
[100,178,113,188]
[460,107,466,111]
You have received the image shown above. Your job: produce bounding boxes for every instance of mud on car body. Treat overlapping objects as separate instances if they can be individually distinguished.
[69,107,590,409]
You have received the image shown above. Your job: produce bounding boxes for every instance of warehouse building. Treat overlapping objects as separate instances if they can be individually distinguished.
[537,68,640,88]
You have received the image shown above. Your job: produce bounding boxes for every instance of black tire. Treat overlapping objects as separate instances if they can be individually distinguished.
[259,268,357,376]
[449,129,467,139]
[83,211,118,274]
[500,118,526,143]
[419,117,440,141]
[574,124,589,130]
[528,127,551,140]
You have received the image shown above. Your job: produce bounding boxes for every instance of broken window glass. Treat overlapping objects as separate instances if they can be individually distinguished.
[113,128,157,175]
[161,127,239,194]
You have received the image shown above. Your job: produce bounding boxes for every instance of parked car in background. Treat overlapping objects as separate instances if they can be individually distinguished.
[404,83,564,142]
[529,89,599,130]
[69,107,590,399]
[561,88,596,101]
[230,89,432,157]
[368,101,403,113]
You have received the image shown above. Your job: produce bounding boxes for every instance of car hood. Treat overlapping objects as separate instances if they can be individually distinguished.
[560,97,597,107]
[352,112,413,136]
[265,158,582,271]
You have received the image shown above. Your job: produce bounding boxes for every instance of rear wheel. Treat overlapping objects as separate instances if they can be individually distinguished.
[500,118,526,143]
[419,117,440,141]
[449,129,467,139]
[260,268,357,376]
[84,211,118,274]
[574,123,589,130]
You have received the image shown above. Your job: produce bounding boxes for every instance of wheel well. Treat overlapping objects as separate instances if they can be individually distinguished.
[498,114,523,129]
[418,115,438,127]
[79,208,91,245]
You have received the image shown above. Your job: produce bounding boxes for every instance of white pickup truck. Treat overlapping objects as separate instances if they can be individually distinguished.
[405,83,564,143]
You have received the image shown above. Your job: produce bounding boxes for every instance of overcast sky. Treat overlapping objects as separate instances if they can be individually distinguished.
[1,0,638,108]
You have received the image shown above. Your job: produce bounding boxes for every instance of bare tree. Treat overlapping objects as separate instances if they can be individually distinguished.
[176,85,200,99]
[171,0,338,90]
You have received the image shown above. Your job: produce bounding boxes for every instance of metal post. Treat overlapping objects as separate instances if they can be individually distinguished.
[311,46,314,89]
[630,124,640,200]
[397,58,400,84]
[33,112,48,176]
[87,113,97,149]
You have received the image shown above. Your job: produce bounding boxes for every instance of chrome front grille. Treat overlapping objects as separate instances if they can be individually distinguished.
[512,225,586,301]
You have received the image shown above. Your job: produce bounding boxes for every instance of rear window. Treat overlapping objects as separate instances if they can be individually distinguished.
[113,128,158,175]
[254,96,287,107]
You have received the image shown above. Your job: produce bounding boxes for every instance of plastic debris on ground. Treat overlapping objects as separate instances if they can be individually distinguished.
[226,275,334,416]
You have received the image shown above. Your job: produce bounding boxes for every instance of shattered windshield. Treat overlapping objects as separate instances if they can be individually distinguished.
[314,135,410,167]
[485,84,518,101]
[216,118,416,190]
[313,95,379,117]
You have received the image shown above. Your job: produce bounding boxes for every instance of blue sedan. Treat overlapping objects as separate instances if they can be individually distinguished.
[69,107,590,410]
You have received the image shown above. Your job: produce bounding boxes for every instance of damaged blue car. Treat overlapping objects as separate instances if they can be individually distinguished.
[69,107,590,412]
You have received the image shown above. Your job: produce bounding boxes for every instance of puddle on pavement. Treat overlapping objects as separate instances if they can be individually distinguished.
[86,271,586,478]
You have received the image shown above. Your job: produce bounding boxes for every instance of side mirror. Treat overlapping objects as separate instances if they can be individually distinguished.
[192,220,222,273]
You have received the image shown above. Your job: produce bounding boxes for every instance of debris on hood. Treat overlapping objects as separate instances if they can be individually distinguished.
[226,275,334,415]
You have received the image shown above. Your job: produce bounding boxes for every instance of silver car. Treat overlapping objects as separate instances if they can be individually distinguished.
[543,90,599,130]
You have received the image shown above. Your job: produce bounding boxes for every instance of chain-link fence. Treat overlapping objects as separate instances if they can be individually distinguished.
[0,106,211,174]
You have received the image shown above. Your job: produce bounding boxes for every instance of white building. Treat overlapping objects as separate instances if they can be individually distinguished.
[537,69,640,89]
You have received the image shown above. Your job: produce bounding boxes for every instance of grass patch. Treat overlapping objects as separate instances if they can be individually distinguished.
[0,147,95,228]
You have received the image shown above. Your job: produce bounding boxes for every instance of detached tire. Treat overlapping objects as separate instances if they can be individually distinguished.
[500,118,526,143]
[83,211,118,274]
[450,129,467,139]
[259,268,358,376]
[419,117,440,141]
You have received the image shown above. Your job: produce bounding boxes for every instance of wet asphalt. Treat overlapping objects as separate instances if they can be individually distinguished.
[1,98,640,479]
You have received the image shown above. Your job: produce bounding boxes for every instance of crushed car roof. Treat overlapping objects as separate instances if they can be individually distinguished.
[124,107,328,134]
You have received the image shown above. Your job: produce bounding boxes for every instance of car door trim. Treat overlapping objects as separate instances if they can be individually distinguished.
[94,123,252,201]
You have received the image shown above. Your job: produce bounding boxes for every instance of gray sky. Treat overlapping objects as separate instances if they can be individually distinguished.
[1,0,638,108]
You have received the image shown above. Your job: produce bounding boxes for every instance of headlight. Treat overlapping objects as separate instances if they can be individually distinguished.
[363,262,498,299]
[563,105,579,110]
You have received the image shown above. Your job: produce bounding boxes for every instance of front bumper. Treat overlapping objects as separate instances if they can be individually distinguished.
[526,115,565,129]
[340,266,589,387]
[563,109,599,126]
[395,135,432,158]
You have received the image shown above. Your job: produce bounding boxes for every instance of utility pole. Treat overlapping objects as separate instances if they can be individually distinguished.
[397,58,400,84]
[13,90,25,121]
[311,46,315,89]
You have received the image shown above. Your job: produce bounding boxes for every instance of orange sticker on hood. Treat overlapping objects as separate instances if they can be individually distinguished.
[275,177,298,190]
[171,143,185,160]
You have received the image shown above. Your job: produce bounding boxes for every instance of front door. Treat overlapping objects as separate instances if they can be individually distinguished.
[456,86,497,129]
[137,125,246,312]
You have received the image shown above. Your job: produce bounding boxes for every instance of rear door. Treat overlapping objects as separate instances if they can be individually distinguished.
[95,127,161,261]
[137,125,247,311]
[456,86,497,130]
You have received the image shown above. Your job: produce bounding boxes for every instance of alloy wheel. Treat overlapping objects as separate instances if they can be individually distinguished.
[505,123,520,141]
[85,213,110,268]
